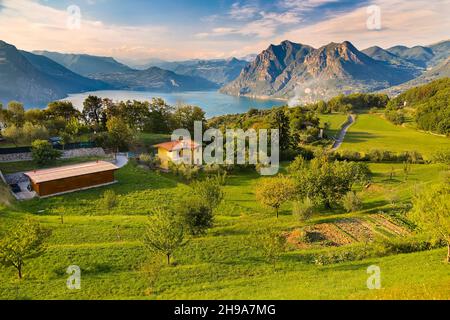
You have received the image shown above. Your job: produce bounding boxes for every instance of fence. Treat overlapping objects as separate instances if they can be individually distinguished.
[0,142,96,154]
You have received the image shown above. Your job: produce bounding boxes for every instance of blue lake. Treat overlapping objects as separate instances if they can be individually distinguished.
[65,90,285,117]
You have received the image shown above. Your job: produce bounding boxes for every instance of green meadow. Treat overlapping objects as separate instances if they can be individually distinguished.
[0,157,448,299]
[340,113,450,158]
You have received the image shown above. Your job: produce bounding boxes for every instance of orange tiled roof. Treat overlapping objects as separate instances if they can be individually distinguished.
[25,161,119,184]
[154,139,199,151]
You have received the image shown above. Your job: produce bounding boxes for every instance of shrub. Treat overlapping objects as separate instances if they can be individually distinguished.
[178,198,214,236]
[292,197,314,221]
[342,191,362,212]
[31,140,62,165]
[99,190,117,210]
[190,177,224,211]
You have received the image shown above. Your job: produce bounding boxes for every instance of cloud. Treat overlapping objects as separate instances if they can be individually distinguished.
[276,0,450,49]
[0,0,170,59]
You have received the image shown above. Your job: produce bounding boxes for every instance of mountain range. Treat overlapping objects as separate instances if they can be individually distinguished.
[0,38,449,107]
[0,41,109,106]
[131,58,249,85]
[221,40,450,103]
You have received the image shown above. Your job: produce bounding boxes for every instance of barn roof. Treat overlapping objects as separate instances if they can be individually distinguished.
[25,161,119,184]
[154,139,200,152]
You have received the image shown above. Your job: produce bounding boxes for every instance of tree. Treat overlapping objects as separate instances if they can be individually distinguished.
[145,98,173,133]
[2,125,24,146]
[190,177,224,211]
[342,191,362,213]
[178,198,214,236]
[255,175,296,218]
[270,108,291,151]
[0,218,50,279]
[6,101,25,127]
[143,209,186,265]
[22,122,49,144]
[171,104,205,133]
[290,156,370,209]
[409,184,450,263]
[82,95,105,130]
[31,140,62,165]
[46,101,80,121]
[106,117,134,153]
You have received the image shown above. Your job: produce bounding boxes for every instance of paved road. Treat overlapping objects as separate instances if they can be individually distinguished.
[331,114,356,150]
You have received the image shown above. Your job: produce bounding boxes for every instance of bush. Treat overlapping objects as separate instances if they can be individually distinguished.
[342,191,362,212]
[31,140,62,165]
[292,197,314,221]
[139,153,160,169]
[99,190,117,210]
[178,198,214,236]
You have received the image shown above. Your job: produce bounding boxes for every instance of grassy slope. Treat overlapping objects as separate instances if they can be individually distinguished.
[0,162,448,300]
[339,113,450,158]
[318,114,348,139]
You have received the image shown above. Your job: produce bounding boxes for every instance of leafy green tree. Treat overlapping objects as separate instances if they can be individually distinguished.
[46,101,80,121]
[2,124,24,146]
[269,108,291,151]
[178,198,214,236]
[144,209,186,265]
[31,140,62,165]
[292,197,314,221]
[190,177,224,211]
[22,122,49,144]
[0,218,50,279]
[255,175,296,218]
[171,104,205,134]
[291,157,370,209]
[409,184,450,262]
[145,98,173,133]
[24,109,45,125]
[6,101,25,127]
[82,95,105,130]
[106,117,134,153]
[342,191,362,212]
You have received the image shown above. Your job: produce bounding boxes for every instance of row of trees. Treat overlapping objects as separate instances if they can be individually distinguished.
[255,156,371,218]
[0,97,207,154]
[301,93,390,114]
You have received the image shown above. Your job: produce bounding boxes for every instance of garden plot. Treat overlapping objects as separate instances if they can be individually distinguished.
[367,214,411,237]
[288,215,410,249]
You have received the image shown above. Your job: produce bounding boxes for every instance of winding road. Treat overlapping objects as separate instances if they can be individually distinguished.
[331,114,356,151]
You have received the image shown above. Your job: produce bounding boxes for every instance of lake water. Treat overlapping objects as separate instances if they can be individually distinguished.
[65,90,285,117]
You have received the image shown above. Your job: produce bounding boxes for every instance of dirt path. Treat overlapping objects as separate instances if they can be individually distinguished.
[331,114,356,151]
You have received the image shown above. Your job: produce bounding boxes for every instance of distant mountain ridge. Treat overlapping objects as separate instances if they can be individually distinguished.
[136,58,249,85]
[89,66,218,92]
[0,41,109,106]
[33,51,132,77]
[221,40,450,103]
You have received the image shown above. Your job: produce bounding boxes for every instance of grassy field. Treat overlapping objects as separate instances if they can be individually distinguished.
[340,113,450,158]
[318,113,348,139]
[0,160,448,300]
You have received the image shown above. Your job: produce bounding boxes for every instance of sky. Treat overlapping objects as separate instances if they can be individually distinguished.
[0,0,449,64]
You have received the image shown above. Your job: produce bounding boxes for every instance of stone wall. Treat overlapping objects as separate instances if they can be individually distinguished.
[0,147,106,163]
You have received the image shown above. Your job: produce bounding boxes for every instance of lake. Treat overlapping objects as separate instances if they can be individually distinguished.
[65,90,285,117]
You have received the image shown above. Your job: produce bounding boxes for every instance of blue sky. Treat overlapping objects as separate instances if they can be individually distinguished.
[0,0,448,63]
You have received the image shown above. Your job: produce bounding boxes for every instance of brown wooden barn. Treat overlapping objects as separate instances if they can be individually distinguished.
[25,161,119,197]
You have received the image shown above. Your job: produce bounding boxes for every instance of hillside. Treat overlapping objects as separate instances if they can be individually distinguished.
[33,51,132,77]
[136,58,248,86]
[221,40,416,103]
[0,40,109,106]
[90,66,218,92]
